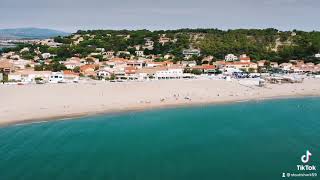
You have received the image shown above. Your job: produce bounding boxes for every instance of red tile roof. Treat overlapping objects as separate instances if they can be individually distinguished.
[192,65,216,70]
[63,70,79,76]
[80,64,97,72]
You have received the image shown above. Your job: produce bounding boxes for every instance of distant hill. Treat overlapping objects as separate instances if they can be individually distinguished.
[0,28,70,40]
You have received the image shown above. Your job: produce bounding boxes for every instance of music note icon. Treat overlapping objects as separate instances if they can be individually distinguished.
[301,150,312,164]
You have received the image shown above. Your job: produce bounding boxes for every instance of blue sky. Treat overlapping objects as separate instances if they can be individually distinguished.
[0,0,319,32]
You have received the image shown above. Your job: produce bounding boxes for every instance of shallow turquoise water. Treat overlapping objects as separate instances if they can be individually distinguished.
[0,98,319,180]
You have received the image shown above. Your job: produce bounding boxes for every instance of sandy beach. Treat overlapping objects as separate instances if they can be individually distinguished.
[1,78,320,126]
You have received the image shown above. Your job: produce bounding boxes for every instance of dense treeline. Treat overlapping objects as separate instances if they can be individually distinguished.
[2,29,320,64]
[198,29,320,63]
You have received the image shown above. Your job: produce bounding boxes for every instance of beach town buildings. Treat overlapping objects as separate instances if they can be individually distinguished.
[155,67,184,80]
[89,52,102,57]
[129,66,185,80]
[1,52,15,59]
[279,63,293,71]
[80,64,98,77]
[3,34,320,85]
[105,51,115,59]
[64,57,83,70]
[84,57,99,65]
[126,59,146,69]
[36,39,62,48]
[201,56,214,64]
[116,51,130,57]
[191,65,217,74]
[41,53,52,59]
[291,62,320,73]
[106,51,114,56]
[10,55,20,60]
[96,48,105,53]
[164,54,174,60]
[182,49,201,59]
[159,37,171,45]
[135,51,144,57]
[180,60,197,67]
[97,69,112,78]
[143,38,154,50]
[239,54,251,63]
[257,60,267,67]
[20,47,30,53]
[216,56,258,73]
[228,62,257,72]
[225,54,238,61]
[145,61,173,68]
[158,34,176,45]
[0,60,14,73]
[146,61,165,68]
[8,70,52,83]
[270,62,279,68]
[73,37,84,45]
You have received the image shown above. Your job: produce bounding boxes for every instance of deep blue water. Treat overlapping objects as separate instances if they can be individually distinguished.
[0,97,319,180]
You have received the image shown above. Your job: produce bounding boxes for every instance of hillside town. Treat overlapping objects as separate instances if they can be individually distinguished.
[1,31,320,85]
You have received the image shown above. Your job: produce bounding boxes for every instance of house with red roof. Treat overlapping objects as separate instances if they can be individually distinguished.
[80,64,98,76]
[191,65,217,73]
[239,54,251,63]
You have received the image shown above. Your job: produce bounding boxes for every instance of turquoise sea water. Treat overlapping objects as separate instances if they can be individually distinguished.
[0,98,319,180]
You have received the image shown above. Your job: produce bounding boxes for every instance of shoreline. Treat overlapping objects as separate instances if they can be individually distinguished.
[2,94,320,128]
[1,79,320,127]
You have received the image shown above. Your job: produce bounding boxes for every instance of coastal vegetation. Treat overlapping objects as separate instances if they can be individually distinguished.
[1,28,320,64]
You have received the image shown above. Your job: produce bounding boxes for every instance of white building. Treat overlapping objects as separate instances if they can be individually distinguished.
[64,62,79,70]
[164,54,174,59]
[270,62,279,68]
[97,69,112,78]
[224,68,242,75]
[117,51,130,56]
[126,60,146,69]
[90,52,102,56]
[135,51,144,57]
[145,38,154,47]
[106,51,115,56]
[159,36,171,45]
[42,53,51,59]
[279,63,293,71]
[180,61,197,67]
[146,62,165,68]
[96,48,105,52]
[20,47,30,53]
[155,68,184,80]
[64,57,83,70]
[8,70,52,83]
[239,54,251,63]
[225,54,238,61]
[315,53,320,58]
[182,49,201,59]
[143,38,154,50]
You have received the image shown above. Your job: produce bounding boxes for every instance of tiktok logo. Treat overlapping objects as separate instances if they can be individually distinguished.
[301,150,312,164]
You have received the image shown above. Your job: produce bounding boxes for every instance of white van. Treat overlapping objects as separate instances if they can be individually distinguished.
[49,72,65,83]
